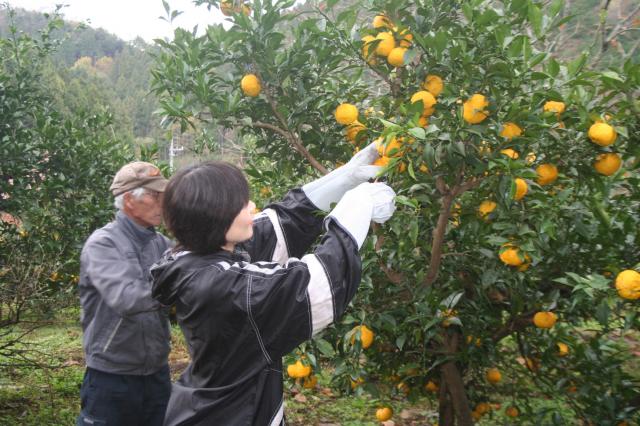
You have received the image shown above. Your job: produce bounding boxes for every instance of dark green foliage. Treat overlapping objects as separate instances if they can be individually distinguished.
[0,7,131,366]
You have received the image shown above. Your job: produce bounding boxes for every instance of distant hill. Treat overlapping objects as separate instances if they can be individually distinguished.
[0,6,164,154]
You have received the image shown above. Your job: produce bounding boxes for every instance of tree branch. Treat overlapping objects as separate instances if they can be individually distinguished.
[492,311,535,343]
[253,67,328,175]
[423,174,481,287]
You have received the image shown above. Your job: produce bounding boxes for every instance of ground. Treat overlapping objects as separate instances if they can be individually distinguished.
[0,308,438,426]
[2,308,636,425]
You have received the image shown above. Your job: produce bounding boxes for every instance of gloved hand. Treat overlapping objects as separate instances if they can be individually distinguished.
[327,182,396,249]
[302,142,381,211]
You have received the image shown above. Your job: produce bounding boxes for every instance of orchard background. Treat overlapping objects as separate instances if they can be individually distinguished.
[1,0,640,424]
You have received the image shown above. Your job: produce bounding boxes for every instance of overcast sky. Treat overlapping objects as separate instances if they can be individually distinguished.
[4,0,226,41]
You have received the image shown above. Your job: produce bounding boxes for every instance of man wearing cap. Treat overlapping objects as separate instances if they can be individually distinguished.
[77,162,173,426]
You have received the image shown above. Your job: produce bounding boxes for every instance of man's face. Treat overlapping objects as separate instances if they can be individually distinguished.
[124,190,164,228]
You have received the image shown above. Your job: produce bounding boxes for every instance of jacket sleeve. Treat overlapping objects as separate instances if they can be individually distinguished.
[81,233,160,316]
[223,219,361,361]
[241,189,324,265]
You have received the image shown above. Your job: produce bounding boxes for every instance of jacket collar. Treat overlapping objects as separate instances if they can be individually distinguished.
[172,247,249,264]
[116,210,157,246]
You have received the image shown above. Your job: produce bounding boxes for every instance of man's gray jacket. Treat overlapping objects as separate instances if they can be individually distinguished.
[79,211,172,375]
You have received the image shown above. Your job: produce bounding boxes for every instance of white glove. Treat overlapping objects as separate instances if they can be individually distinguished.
[327,182,396,249]
[302,142,381,211]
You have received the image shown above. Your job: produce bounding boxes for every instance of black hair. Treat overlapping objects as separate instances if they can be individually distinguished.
[163,161,250,254]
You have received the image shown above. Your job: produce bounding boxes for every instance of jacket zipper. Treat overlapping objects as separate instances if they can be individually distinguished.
[103,318,123,352]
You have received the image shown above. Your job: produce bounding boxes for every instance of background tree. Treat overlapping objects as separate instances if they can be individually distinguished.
[0,6,130,368]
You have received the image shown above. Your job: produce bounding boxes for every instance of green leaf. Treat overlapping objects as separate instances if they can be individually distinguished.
[601,70,625,83]
[433,30,448,55]
[568,53,587,77]
[441,291,464,308]
[527,3,543,37]
[595,300,610,328]
[408,127,426,140]
[396,334,407,351]
[545,57,560,77]
[314,338,336,356]
[549,0,563,17]
[462,3,474,22]
[394,195,418,209]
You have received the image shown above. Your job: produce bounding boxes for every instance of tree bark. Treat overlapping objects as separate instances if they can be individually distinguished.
[441,361,473,425]
[438,376,455,426]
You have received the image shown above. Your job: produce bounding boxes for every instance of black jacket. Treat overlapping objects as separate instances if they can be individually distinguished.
[151,189,362,426]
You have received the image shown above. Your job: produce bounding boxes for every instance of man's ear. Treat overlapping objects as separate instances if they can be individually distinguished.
[123,192,134,209]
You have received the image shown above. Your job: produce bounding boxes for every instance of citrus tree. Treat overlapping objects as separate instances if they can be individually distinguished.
[0,7,130,365]
[152,0,640,423]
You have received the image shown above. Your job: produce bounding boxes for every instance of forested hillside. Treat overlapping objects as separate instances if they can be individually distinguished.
[0,7,164,154]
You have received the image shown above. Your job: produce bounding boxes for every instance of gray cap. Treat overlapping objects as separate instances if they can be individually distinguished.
[110,161,168,196]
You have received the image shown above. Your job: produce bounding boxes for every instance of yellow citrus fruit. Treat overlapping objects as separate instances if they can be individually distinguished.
[387,47,407,67]
[220,0,234,16]
[399,29,413,47]
[557,342,569,357]
[423,74,444,97]
[287,360,312,378]
[372,14,391,29]
[525,152,537,164]
[536,163,559,185]
[588,122,617,146]
[303,375,317,389]
[350,376,365,389]
[396,381,410,394]
[505,406,519,418]
[375,32,395,56]
[418,116,429,127]
[240,74,261,97]
[425,380,439,393]
[517,254,532,272]
[376,137,403,157]
[478,200,497,218]
[594,153,621,176]
[462,94,489,124]
[500,122,523,140]
[345,121,366,143]
[533,311,558,329]
[375,407,393,422]
[397,162,406,173]
[361,35,376,59]
[475,402,491,415]
[486,368,502,384]
[514,178,528,200]
[499,245,524,266]
[410,90,437,116]
[543,100,566,115]
[615,270,640,300]
[259,186,271,196]
[335,103,358,125]
[374,156,390,167]
[419,163,429,173]
[351,325,374,349]
[500,148,519,159]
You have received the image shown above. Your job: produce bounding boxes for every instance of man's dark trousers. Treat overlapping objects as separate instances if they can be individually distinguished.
[76,365,171,426]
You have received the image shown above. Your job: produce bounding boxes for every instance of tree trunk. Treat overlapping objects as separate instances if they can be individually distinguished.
[441,361,473,425]
[438,372,455,426]
[437,332,474,425]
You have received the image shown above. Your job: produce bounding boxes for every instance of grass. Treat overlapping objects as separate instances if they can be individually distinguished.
[0,309,438,425]
[0,308,637,425]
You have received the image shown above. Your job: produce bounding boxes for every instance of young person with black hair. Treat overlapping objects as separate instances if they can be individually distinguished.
[151,143,396,425]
